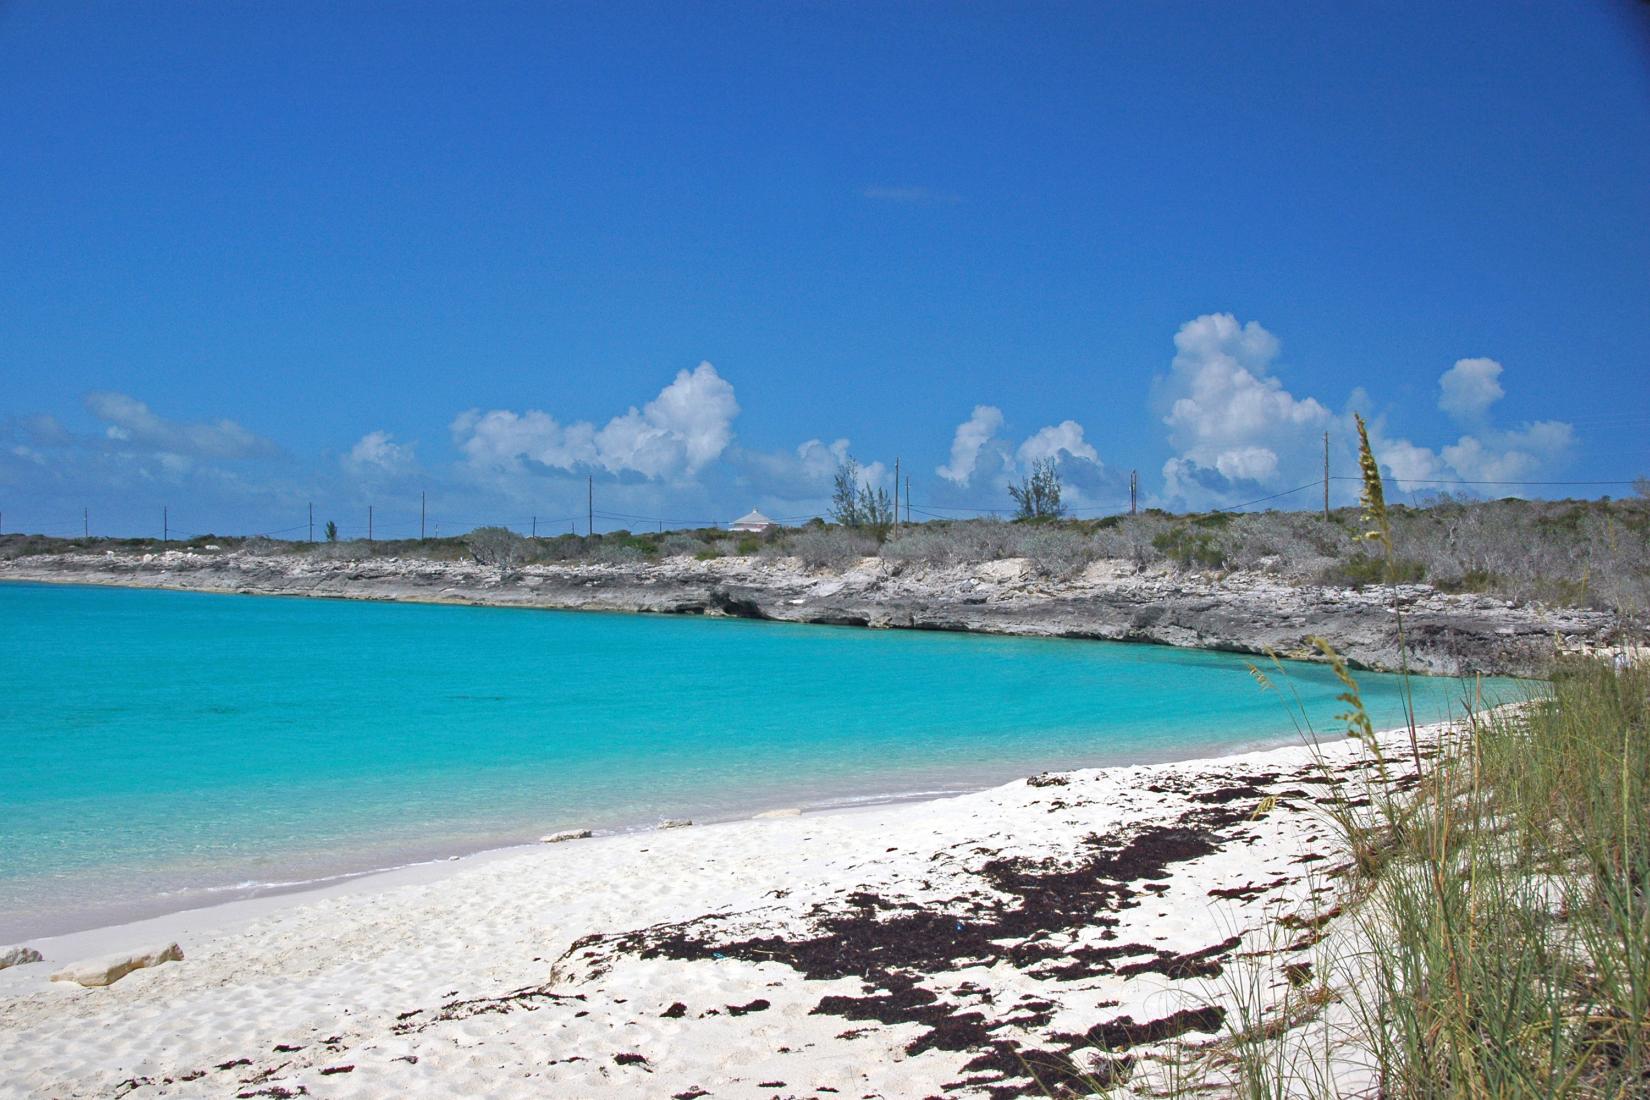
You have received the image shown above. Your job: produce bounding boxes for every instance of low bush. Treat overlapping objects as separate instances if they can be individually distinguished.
[1151,525,1225,570]
[591,542,646,565]
[1008,525,1097,577]
[467,526,530,568]
[787,527,877,570]
[1318,553,1426,588]
[881,521,1012,567]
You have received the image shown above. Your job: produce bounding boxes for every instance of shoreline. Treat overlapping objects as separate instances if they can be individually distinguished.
[0,720,1462,1099]
[1,547,1622,675]
[2,720,1318,947]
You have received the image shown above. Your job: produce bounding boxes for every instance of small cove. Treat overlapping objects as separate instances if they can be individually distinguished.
[0,580,1521,939]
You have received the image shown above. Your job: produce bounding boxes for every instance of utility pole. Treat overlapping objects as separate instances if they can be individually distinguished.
[532,515,537,538]
[1130,470,1138,515]
[84,508,89,539]
[906,475,911,524]
[587,476,593,537]
[1323,432,1330,521]
[163,506,168,544]
[368,505,374,542]
[893,456,900,535]
[421,491,427,541]
[308,502,314,543]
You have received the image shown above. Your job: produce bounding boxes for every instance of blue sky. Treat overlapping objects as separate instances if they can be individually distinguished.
[3,1,1648,538]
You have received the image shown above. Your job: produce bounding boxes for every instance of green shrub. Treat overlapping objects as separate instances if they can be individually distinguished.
[1319,552,1425,587]
[1151,526,1225,569]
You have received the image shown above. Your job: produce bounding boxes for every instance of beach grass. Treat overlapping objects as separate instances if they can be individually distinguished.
[1060,421,1650,1097]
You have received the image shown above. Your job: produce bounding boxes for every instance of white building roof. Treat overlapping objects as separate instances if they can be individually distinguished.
[732,509,775,527]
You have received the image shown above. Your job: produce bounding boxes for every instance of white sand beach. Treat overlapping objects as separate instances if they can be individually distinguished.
[0,726,1443,1099]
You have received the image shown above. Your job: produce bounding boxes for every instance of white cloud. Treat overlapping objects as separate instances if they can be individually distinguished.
[1016,420,1100,468]
[343,430,416,477]
[1156,313,1332,504]
[860,185,961,204]
[1162,313,1331,455]
[1214,445,1279,483]
[1372,371,1573,492]
[1366,433,1445,485]
[937,405,1006,485]
[1441,420,1575,483]
[933,406,1110,507]
[84,392,276,460]
[452,362,740,481]
[796,438,853,481]
[1155,315,1576,506]
[732,437,855,497]
[1438,357,1505,421]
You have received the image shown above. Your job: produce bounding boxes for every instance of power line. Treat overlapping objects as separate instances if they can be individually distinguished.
[1214,480,1326,513]
[1331,476,1641,487]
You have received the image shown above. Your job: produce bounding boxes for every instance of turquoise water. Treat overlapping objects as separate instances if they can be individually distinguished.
[0,581,1513,939]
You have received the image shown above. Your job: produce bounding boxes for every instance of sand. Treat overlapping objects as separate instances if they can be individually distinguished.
[0,724,1445,1099]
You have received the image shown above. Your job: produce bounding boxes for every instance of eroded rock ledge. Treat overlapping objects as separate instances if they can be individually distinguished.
[1,549,1620,675]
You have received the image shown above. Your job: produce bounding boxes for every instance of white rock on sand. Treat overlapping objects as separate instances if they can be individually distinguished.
[0,724,1467,1098]
[539,829,593,843]
[49,943,182,988]
[0,946,43,971]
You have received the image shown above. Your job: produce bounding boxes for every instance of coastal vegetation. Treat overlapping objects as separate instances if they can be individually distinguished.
[1147,654,1650,1099]
[1094,424,1650,1096]
[829,457,897,540]
[1009,458,1067,521]
[4,493,1645,613]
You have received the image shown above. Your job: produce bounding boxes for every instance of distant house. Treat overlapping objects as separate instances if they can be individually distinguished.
[730,509,776,533]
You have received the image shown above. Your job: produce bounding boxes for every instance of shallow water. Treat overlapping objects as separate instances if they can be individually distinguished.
[0,580,1516,939]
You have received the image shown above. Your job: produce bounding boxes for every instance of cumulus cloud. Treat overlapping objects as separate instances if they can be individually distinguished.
[343,430,416,477]
[1366,433,1445,485]
[1441,421,1576,482]
[933,405,1110,509]
[937,406,1007,485]
[1438,357,1506,421]
[84,392,276,460]
[1154,314,1576,505]
[732,437,877,500]
[1016,420,1100,468]
[452,362,740,481]
[796,438,853,481]
[1156,313,1332,503]
[1368,361,1572,489]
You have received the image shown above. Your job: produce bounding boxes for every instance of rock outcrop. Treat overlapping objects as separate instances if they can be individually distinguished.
[49,943,183,988]
[1,549,1623,676]
[540,829,593,844]
[0,945,44,970]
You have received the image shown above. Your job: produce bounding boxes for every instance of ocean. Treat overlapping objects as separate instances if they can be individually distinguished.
[0,580,1516,939]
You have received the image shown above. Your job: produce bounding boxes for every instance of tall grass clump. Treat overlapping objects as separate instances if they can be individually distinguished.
[1207,418,1650,1099]
[1316,659,1649,1099]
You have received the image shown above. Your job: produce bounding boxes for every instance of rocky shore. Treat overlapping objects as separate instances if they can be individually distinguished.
[0,547,1621,675]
